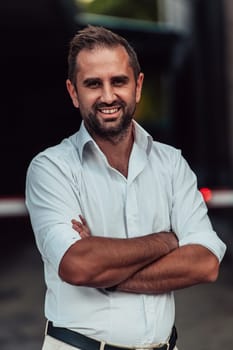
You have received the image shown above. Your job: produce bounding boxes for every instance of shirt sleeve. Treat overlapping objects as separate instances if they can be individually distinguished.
[25,151,82,272]
[170,150,226,262]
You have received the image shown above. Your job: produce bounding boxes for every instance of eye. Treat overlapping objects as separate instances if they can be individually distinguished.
[84,79,102,89]
[87,81,101,89]
[112,76,129,87]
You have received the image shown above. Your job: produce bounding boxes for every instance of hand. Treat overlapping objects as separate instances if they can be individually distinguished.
[71,215,91,238]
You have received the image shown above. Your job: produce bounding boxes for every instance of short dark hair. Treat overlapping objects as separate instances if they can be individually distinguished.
[67,25,141,85]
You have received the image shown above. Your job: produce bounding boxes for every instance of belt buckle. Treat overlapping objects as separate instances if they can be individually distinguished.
[158,342,170,350]
[164,342,169,350]
[155,342,170,350]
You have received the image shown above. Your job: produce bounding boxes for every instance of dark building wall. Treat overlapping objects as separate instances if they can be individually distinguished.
[0,1,81,195]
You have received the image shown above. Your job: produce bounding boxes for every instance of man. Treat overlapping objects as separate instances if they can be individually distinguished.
[26,25,226,350]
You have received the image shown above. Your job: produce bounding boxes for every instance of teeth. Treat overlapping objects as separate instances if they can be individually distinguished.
[100,108,118,114]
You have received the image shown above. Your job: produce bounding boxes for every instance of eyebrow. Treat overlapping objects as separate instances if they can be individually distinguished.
[82,75,130,86]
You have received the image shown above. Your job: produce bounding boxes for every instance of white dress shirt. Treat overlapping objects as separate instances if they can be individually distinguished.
[25,121,226,346]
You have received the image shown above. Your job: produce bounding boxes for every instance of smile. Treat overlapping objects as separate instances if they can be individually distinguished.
[98,107,120,115]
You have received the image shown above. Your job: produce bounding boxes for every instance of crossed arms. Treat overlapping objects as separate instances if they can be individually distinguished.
[58,216,220,294]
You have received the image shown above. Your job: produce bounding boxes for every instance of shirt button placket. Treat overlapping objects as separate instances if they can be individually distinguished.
[125,182,139,238]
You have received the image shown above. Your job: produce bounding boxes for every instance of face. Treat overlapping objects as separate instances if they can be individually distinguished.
[66,45,144,140]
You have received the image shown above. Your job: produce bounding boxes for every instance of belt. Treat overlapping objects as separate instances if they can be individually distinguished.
[47,321,177,350]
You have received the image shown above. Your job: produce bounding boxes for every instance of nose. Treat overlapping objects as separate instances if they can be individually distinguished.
[100,83,116,104]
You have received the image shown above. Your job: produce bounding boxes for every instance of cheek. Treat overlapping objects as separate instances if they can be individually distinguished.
[118,89,136,103]
[77,95,94,110]
[78,89,99,107]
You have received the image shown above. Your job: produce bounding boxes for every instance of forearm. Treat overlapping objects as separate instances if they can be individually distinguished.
[116,245,220,294]
[59,232,178,288]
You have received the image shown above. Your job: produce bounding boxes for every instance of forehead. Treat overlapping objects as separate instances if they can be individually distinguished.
[76,46,133,78]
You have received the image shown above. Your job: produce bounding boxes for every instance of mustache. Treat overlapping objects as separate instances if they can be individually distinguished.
[94,100,126,110]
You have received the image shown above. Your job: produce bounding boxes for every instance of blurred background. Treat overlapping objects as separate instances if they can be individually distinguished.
[0,0,233,349]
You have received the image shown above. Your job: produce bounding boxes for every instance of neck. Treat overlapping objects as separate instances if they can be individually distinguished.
[93,124,134,177]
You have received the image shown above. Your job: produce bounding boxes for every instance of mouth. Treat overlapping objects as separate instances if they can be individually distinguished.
[97,106,122,119]
[98,106,121,114]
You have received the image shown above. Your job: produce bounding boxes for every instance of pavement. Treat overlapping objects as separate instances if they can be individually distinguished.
[1,218,233,350]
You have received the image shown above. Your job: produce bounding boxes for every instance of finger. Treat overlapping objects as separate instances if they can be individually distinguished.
[71,221,83,233]
[71,219,80,224]
[79,215,87,226]
[73,225,89,239]
[71,218,91,237]
[78,231,87,239]
[82,229,90,238]
[72,225,81,233]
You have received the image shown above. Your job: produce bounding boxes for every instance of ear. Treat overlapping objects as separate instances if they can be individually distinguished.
[66,79,79,108]
[135,72,144,103]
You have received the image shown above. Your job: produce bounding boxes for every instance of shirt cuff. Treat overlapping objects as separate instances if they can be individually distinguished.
[179,231,227,262]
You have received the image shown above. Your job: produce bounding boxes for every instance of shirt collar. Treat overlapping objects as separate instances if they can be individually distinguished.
[73,121,94,162]
[133,121,153,156]
[73,120,153,162]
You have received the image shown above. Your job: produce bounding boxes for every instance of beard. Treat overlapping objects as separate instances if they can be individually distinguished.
[80,100,136,141]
